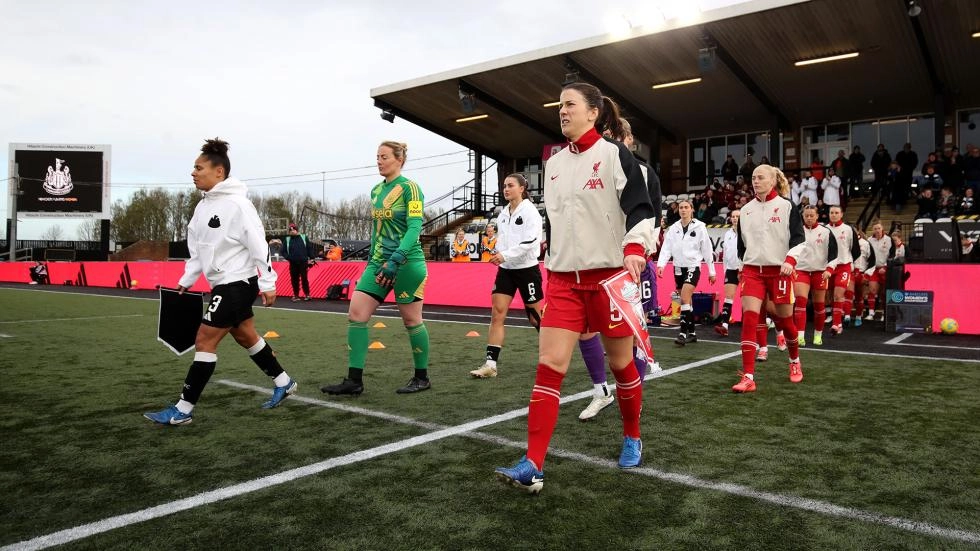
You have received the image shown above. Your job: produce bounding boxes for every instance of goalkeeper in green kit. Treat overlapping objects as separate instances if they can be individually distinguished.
[321,141,431,395]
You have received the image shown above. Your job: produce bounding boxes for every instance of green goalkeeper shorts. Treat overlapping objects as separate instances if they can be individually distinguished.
[355,260,427,304]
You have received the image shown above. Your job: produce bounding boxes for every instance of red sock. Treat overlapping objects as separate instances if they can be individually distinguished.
[612,363,642,438]
[757,323,768,348]
[775,315,800,361]
[813,302,826,331]
[833,301,844,327]
[794,297,808,335]
[740,310,760,375]
[526,363,564,469]
[867,295,877,312]
[854,292,865,317]
[844,290,854,318]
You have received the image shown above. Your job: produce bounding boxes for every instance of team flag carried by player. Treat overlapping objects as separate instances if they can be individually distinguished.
[601,270,654,363]
[157,287,204,355]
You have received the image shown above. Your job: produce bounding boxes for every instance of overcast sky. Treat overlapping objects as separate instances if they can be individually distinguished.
[1,0,752,239]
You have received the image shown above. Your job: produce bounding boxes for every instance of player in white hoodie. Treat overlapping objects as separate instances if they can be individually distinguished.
[144,139,296,426]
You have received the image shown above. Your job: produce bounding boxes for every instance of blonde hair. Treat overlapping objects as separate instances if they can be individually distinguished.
[755,164,790,198]
[379,141,408,164]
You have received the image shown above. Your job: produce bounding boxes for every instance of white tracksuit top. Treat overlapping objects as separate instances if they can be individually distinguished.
[657,218,717,277]
[494,198,542,270]
[179,177,276,292]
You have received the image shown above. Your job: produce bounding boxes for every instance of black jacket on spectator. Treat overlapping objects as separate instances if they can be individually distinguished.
[285,234,314,262]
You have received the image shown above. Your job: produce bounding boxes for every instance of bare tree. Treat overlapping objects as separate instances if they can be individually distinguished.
[76,219,101,241]
[41,224,65,241]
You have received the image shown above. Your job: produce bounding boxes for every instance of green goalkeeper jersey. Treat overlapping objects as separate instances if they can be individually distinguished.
[369,175,425,264]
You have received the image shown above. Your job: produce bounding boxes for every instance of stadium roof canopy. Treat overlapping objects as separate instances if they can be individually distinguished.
[371,0,980,160]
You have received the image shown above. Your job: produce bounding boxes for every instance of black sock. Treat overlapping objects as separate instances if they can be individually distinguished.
[414,368,428,381]
[347,367,363,383]
[180,353,217,404]
[249,342,284,378]
[486,345,501,362]
[719,302,732,324]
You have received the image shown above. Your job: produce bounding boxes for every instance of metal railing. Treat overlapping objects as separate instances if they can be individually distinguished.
[854,187,886,232]
[0,247,33,261]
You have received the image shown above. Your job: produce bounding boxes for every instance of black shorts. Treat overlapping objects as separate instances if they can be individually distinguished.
[673,266,701,289]
[492,265,543,305]
[724,269,740,285]
[202,277,259,328]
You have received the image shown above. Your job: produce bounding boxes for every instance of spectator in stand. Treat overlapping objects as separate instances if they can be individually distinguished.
[810,155,825,181]
[848,146,866,197]
[922,151,940,176]
[891,232,906,259]
[722,154,739,182]
[936,186,956,219]
[831,150,848,180]
[870,144,892,199]
[887,161,904,212]
[962,145,980,194]
[801,170,819,206]
[895,142,918,204]
[821,167,843,207]
[790,172,803,204]
[694,202,712,223]
[665,201,680,225]
[759,156,770,166]
[480,223,498,262]
[816,199,830,224]
[959,187,976,215]
[739,153,757,182]
[918,164,944,192]
[944,146,964,193]
[915,188,938,221]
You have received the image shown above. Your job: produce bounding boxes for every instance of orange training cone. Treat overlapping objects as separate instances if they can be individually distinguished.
[263,331,280,338]
[368,341,386,349]
[373,322,387,328]
[466,330,480,337]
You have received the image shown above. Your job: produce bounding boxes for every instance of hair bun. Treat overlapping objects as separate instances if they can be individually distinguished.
[201,137,229,156]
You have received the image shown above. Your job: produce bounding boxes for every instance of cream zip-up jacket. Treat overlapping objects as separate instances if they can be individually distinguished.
[543,129,656,275]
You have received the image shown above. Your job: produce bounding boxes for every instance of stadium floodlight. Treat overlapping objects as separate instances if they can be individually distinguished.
[455,114,488,123]
[652,77,701,89]
[793,52,859,67]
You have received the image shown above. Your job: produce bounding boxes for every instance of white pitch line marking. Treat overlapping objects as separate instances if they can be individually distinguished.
[0,314,144,324]
[885,332,914,344]
[0,333,12,338]
[2,353,733,551]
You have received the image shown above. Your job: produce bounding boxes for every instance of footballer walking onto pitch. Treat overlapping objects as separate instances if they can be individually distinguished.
[470,173,544,379]
[321,141,431,396]
[144,138,297,426]
[494,82,657,493]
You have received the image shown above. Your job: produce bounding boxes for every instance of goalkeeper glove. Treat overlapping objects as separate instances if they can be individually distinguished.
[377,250,407,286]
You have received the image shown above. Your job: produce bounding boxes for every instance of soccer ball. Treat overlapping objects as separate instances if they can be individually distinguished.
[939,318,958,334]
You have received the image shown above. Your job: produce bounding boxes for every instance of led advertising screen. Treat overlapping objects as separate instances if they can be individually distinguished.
[9,143,111,218]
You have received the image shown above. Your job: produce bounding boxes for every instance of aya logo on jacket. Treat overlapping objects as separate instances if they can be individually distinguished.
[583,161,604,190]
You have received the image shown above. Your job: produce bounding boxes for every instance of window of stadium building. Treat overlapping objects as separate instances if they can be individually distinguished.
[801,115,934,177]
[688,131,770,189]
[957,108,980,150]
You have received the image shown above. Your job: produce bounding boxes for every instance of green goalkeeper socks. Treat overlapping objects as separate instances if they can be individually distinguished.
[348,320,369,369]
[407,323,429,374]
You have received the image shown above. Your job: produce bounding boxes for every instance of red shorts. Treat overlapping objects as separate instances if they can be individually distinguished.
[540,269,633,338]
[869,266,887,285]
[740,265,795,304]
[851,270,864,287]
[797,270,829,291]
[831,264,852,288]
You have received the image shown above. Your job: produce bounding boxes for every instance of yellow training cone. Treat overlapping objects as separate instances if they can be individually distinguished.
[368,341,386,349]
[373,322,387,328]
[466,330,480,337]
[263,331,280,338]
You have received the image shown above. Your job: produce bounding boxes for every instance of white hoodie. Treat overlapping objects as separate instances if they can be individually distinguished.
[178,177,277,292]
[494,198,542,270]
